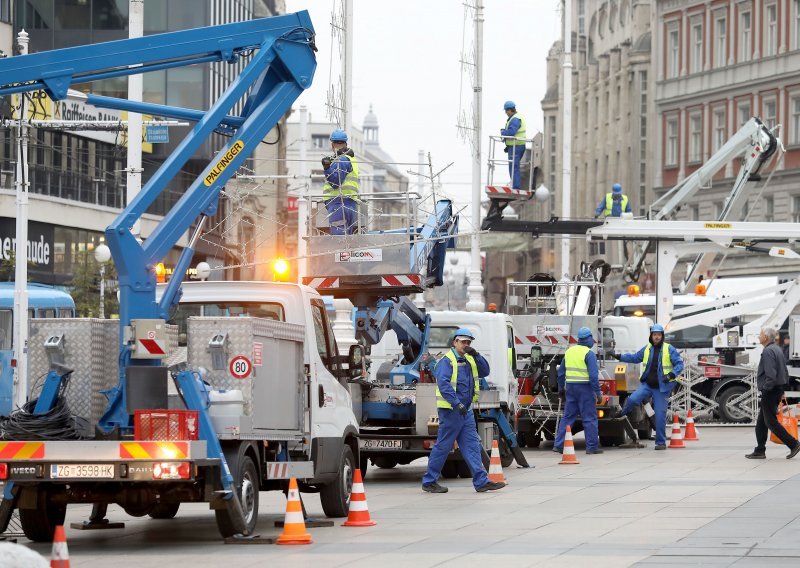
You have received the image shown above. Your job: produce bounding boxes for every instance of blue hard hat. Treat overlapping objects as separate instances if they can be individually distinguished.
[577,326,593,339]
[503,100,516,110]
[612,183,622,194]
[453,327,476,340]
[330,129,348,142]
[650,324,665,333]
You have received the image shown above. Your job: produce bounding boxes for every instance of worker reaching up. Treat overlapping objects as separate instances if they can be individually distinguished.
[422,328,505,494]
[322,129,360,235]
[500,101,526,189]
[595,183,632,218]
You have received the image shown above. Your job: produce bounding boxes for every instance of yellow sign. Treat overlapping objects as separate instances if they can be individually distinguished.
[204,140,245,186]
[703,222,732,229]
[615,364,626,374]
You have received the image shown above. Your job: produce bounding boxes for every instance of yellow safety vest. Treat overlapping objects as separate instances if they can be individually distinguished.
[642,343,674,380]
[504,113,527,146]
[602,192,629,217]
[435,350,480,409]
[564,345,591,383]
[323,154,359,201]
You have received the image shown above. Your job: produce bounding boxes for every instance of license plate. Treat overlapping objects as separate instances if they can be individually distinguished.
[51,464,114,479]
[359,439,402,449]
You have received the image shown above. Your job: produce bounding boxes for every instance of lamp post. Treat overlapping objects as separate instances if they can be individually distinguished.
[94,244,111,318]
[196,261,211,282]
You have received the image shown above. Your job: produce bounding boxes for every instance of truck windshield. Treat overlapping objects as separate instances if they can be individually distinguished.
[171,302,285,345]
[428,327,459,349]
[0,309,11,350]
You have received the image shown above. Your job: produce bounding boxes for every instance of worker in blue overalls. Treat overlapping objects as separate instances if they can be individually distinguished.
[595,183,632,218]
[322,129,359,235]
[554,326,604,454]
[614,323,684,450]
[422,328,506,493]
[500,101,526,189]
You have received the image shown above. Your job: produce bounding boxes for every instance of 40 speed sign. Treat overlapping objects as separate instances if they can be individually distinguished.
[229,355,252,379]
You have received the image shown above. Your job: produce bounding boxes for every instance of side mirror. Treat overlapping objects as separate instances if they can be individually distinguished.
[349,344,367,379]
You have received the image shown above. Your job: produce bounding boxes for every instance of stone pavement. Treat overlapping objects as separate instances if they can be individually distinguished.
[18,427,800,567]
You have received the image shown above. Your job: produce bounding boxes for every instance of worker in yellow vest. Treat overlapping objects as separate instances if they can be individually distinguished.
[614,323,684,450]
[422,328,505,494]
[500,101,526,189]
[595,183,632,218]
[322,129,359,235]
[554,327,604,454]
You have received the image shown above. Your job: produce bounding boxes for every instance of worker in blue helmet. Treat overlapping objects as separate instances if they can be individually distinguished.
[554,327,604,454]
[614,323,684,449]
[500,101,526,190]
[595,182,632,218]
[322,129,360,235]
[422,328,505,493]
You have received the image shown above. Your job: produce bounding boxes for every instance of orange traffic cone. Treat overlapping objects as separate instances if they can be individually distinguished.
[683,409,699,441]
[51,525,70,568]
[559,425,580,464]
[488,439,507,483]
[277,478,313,545]
[342,469,376,527]
[668,415,685,448]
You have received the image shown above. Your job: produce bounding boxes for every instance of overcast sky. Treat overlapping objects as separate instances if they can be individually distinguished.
[285,0,561,231]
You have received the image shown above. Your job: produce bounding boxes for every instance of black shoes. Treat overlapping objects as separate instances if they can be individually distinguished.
[787,445,800,460]
[745,451,766,459]
[476,481,506,492]
[654,444,667,451]
[552,447,563,454]
[586,448,604,454]
[422,482,448,493]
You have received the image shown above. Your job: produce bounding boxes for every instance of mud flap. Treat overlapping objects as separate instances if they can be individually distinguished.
[510,445,530,468]
[619,416,646,449]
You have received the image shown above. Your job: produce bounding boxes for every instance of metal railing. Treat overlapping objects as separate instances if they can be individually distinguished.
[506,280,604,317]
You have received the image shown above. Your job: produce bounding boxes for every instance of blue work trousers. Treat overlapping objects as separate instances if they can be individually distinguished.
[325,196,358,235]
[506,145,525,189]
[555,383,599,452]
[621,384,669,446]
[422,408,489,489]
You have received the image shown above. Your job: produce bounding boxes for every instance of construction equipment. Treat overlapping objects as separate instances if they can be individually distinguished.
[303,192,529,474]
[0,11,363,543]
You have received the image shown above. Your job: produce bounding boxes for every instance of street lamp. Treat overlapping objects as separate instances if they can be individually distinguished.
[94,244,111,318]
[196,261,211,281]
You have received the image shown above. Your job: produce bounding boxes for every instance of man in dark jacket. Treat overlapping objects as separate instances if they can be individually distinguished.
[746,327,800,459]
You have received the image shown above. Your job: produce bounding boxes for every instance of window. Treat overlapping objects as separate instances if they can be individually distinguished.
[738,101,751,126]
[740,10,751,61]
[668,27,680,78]
[765,3,778,57]
[689,114,702,162]
[691,21,703,73]
[589,242,606,256]
[310,300,339,375]
[793,197,800,223]
[795,0,800,50]
[765,196,775,222]
[690,205,699,221]
[0,309,11,350]
[666,118,678,166]
[763,99,777,129]
[715,16,727,67]
[311,134,328,149]
[714,201,724,218]
[428,326,459,349]
[577,0,585,35]
[792,96,800,144]
[714,109,726,152]
[170,301,285,345]
[0,0,10,24]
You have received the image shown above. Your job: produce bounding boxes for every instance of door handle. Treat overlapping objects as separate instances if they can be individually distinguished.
[318,384,325,408]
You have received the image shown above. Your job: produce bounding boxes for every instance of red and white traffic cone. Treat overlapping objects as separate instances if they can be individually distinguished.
[560,426,580,464]
[683,409,699,441]
[342,469,376,527]
[51,525,70,567]
[668,415,685,449]
[488,439,507,483]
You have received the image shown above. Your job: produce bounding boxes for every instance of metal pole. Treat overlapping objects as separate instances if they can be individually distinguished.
[343,0,353,134]
[466,2,485,312]
[560,0,573,278]
[298,105,309,281]
[12,30,30,411]
[99,264,106,319]
[127,0,144,236]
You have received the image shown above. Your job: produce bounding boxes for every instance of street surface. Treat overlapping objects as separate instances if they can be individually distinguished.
[18,427,800,567]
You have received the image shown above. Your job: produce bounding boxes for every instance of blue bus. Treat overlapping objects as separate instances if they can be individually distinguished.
[0,283,76,415]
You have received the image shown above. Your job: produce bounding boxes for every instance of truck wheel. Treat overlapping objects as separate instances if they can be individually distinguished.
[718,385,750,423]
[638,428,652,440]
[215,454,259,538]
[149,503,180,519]
[440,460,458,479]
[373,457,397,469]
[320,444,354,518]
[19,487,66,543]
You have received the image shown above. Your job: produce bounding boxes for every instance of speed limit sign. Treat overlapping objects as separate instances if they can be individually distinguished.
[229,356,252,379]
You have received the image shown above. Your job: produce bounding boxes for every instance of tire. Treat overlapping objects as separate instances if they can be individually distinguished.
[215,454,259,538]
[638,428,652,440]
[320,444,355,518]
[19,487,67,543]
[149,503,180,519]
[440,460,458,479]
[717,385,751,423]
[373,457,398,469]
[516,431,528,448]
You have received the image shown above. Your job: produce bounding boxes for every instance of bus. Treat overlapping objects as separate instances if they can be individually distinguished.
[0,283,76,415]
